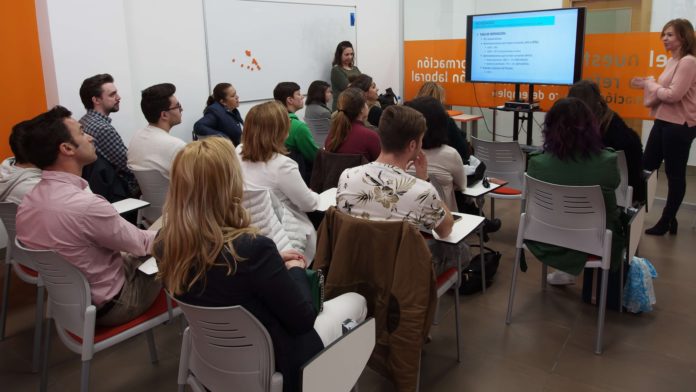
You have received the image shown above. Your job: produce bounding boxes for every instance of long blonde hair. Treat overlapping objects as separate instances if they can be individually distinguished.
[154,137,256,295]
[416,82,446,104]
[240,101,289,162]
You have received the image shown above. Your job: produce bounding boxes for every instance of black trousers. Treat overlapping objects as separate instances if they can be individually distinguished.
[643,119,696,220]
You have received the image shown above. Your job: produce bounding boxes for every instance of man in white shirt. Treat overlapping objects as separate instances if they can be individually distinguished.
[127,83,186,179]
[337,105,454,238]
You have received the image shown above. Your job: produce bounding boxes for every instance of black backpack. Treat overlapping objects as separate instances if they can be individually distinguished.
[378,87,398,108]
[459,245,501,295]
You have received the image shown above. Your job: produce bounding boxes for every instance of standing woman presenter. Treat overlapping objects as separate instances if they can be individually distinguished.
[330,41,361,111]
[631,18,696,235]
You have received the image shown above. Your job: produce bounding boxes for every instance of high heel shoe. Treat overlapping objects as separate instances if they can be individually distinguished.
[645,217,678,236]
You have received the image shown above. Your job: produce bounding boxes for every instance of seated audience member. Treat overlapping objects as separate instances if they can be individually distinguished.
[273,82,319,166]
[236,101,321,260]
[416,82,471,163]
[303,80,332,147]
[568,80,645,203]
[404,96,466,211]
[127,83,187,179]
[349,74,383,128]
[79,73,140,197]
[15,106,161,327]
[193,82,244,144]
[527,98,625,308]
[155,137,366,392]
[0,121,42,203]
[337,105,454,239]
[324,87,381,162]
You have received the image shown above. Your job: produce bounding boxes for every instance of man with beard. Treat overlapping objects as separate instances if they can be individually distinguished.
[79,73,139,197]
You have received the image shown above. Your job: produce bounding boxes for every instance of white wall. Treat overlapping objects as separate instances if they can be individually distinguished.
[36,0,402,145]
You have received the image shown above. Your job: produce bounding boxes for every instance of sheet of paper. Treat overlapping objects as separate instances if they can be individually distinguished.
[316,187,337,211]
[138,257,159,275]
[112,198,150,214]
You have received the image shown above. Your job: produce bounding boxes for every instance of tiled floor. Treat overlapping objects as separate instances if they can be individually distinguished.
[1,179,695,391]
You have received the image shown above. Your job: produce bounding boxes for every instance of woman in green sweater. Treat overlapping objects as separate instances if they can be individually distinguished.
[330,41,361,111]
[527,97,625,308]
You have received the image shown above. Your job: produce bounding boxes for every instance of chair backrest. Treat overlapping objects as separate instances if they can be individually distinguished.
[615,150,633,209]
[520,174,608,257]
[301,318,376,392]
[133,170,170,223]
[175,300,282,392]
[13,239,91,335]
[309,150,367,193]
[242,189,292,251]
[0,202,18,260]
[645,170,658,213]
[470,137,525,190]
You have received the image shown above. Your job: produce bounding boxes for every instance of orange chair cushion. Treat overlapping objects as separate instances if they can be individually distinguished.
[436,267,458,290]
[66,290,175,344]
[18,264,38,278]
[492,186,522,195]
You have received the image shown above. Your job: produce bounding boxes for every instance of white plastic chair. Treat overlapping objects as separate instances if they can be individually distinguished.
[242,189,292,252]
[615,150,633,210]
[174,301,284,392]
[0,202,44,372]
[505,174,613,354]
[13,239,179,392]
[301,317,376,392]
[133,170,169,226]
[470,137,525,218]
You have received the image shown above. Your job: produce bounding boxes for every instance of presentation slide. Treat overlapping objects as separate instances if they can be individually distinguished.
[468,9,581,85]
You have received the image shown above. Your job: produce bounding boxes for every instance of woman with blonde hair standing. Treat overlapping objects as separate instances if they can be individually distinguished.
[155,137,366,392]
[631,18,696,235]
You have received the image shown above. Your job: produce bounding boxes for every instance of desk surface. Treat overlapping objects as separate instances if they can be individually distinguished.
[431,212,484,244]
[461,179,507,198]
[451,113,483,123]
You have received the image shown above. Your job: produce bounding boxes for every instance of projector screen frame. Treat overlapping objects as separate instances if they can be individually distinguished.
[465,7,586,86]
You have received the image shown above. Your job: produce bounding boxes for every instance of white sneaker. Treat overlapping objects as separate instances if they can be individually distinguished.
[547,270,575,285]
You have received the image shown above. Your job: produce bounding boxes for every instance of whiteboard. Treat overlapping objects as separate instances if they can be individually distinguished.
[203,0,357,102]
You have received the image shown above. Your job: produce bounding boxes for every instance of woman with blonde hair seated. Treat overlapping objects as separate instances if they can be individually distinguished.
[236,101,320,260]
[324,87,381,162]
[155,137,366,392]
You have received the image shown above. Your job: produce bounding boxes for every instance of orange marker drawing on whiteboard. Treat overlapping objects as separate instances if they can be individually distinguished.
[252,58,261,70]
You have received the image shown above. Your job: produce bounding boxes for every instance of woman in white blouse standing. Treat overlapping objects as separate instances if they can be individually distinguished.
[237,101,320,260]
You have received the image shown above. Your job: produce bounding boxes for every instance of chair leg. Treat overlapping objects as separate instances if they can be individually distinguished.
[32,285,45,373]
[454,284,462,362]
[506,248,523,324]
[145,329,159,363]
[39,318,52,392]
[541,264,548,290]
[0,262,11,340]
[490,198,496,220]
[432,298,441,325]
[80,360,90,392]
[479,225,486,293]
[595,268,610,355]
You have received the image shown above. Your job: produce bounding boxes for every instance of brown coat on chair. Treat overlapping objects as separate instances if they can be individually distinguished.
[309,150,367,193]
[313,207,436,392]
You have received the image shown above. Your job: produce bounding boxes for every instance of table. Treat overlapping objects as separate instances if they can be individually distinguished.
[459,179,508,293]
[451,113,483,139]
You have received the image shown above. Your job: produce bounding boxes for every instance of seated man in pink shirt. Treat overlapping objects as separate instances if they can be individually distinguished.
[15,106,161,327]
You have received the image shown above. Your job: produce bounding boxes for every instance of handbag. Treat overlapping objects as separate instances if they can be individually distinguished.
[305,268,325,313]
[459,245,501,295]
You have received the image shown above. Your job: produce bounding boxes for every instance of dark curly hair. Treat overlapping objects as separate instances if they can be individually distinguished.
[542,97,603,161]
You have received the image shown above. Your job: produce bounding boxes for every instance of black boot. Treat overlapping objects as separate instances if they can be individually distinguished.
[645,216,678,236]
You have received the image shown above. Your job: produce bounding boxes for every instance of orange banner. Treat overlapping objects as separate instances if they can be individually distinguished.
[404,33,665,120]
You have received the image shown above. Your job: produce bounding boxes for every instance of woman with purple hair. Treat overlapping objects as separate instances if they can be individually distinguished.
[526,97,625,309]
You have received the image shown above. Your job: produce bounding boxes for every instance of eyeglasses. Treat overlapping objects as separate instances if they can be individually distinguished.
[166,103,183,112]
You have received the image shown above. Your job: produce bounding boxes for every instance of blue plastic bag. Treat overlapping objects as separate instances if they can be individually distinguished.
[623,256,658,313]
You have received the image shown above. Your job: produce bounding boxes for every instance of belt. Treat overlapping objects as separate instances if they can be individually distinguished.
[96,288,122,318]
